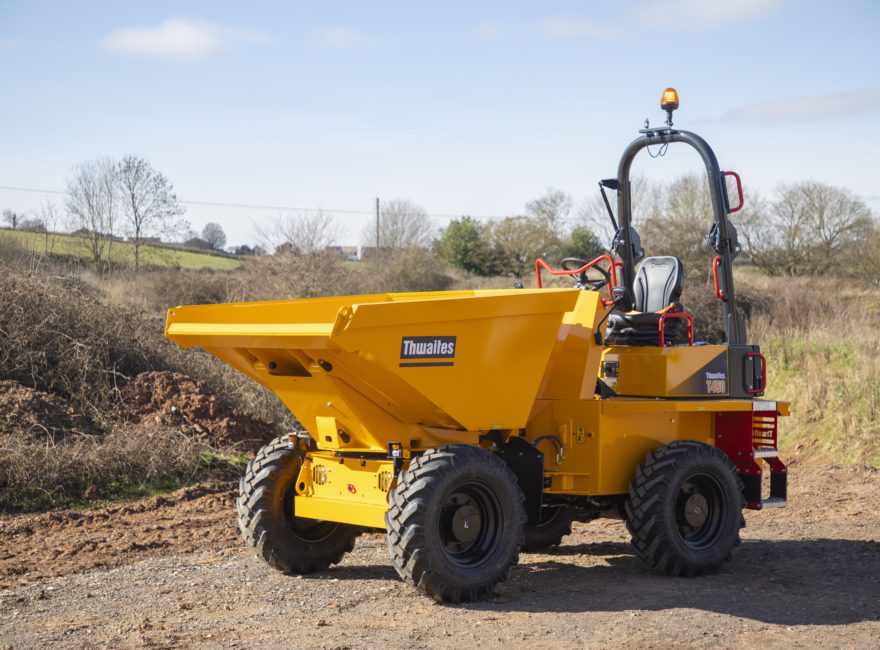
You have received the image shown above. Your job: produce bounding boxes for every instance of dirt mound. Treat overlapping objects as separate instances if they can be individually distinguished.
[0,380,95,438]
[118,371,277,451]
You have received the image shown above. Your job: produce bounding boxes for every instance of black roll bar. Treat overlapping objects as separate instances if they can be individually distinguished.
[615,128,745,345]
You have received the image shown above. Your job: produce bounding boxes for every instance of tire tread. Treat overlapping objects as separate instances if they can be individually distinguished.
[237,436,359,574]
[385,444,526,603]
[625,440,745,576]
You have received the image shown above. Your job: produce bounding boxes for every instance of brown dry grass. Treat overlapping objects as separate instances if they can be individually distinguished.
[734,273,880,466]
[0,426,245,511]
[0,258,281,511]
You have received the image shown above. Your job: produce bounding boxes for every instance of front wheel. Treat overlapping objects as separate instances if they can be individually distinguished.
[385,445,526,603]
[237,436,360,573]
[625,440,745,576]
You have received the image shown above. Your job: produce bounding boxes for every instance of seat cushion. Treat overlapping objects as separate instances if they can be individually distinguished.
[634,256,684,313]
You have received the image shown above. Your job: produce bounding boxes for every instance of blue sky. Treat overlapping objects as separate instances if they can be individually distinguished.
[1,0,879,246]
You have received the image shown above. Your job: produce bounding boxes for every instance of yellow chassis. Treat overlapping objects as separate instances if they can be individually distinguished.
[291,397,789,529]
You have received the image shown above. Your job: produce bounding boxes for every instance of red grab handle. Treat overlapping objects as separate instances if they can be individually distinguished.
[723,171,744,214]
[712,256,726,300]
[658,311,693,347]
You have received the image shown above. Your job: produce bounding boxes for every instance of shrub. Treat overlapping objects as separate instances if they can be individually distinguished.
[0,426,245,511]
[0,263,290,429]
[372,248,453,292]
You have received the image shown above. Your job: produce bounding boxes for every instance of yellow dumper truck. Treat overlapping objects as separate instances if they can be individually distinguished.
[166,89,787,602]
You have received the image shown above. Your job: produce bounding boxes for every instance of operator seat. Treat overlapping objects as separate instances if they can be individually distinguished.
[605,256,689,346]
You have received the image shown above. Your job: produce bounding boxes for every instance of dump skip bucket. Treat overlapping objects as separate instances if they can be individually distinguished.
[166,288,601,450]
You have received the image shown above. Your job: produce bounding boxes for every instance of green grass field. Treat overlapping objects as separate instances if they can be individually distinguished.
[763,332,880,467]
[0,229,241,270]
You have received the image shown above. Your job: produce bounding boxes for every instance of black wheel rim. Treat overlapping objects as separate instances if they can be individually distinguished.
[282,484,340,543]
[674,472,727,550]
[438,482,503,568]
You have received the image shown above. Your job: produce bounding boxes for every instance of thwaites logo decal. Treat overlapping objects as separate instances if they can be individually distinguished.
[399,336,456,367]
[705,371,727,394]
[670,351,729,397]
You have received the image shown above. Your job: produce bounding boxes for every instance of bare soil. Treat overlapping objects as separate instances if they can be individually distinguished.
[117,371,276,452]
[1,371,276,453]
[1,461,878,648]
[0,380,96,439]
[0,484,238,587]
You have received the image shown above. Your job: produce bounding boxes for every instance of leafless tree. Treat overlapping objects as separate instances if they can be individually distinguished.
[2,209,20,230]
[640,174,713,273]
[255,210,341,256]
[38,200,61,255]
[66,157,119,266]
[739,181,873,276]
[852,220,880,286]
[797,181,874,273]
[117,155,187,272]
[361,199,435,253]
[201,222,227,251]
[18,217,46,232]
[525,188,572,239]
[576,175,660,246]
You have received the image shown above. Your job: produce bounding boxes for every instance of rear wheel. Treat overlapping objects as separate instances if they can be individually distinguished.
[237,436,360,573]
[522,505,573,552]
[625,440,745,576]
[385,445,526,602]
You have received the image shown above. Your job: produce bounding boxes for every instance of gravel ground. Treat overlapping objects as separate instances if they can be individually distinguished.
[1,463,878,649]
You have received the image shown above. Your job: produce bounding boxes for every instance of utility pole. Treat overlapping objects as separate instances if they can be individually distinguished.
[375,197,380,264]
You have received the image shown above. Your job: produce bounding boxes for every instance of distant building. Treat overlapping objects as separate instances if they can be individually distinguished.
[325,245,359,260]
[129,236,162,244]
[70,228,123,241]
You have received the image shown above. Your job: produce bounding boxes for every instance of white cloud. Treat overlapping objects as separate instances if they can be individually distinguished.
[540,17,621,39]
[101,17,269,61]
[722,87,880,123]
[313,27,375,50]
[633,0,788,31]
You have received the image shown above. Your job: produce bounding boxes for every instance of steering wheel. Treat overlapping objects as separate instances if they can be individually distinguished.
[560,257,611,291]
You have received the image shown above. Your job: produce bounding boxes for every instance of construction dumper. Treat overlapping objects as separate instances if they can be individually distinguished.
[166,89,788,602]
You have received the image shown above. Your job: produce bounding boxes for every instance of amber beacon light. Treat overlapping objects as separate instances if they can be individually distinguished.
[661,87,679,110]
[661,87,679,126]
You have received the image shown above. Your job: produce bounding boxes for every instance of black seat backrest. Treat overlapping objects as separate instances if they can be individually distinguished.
[633,256,684,313]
